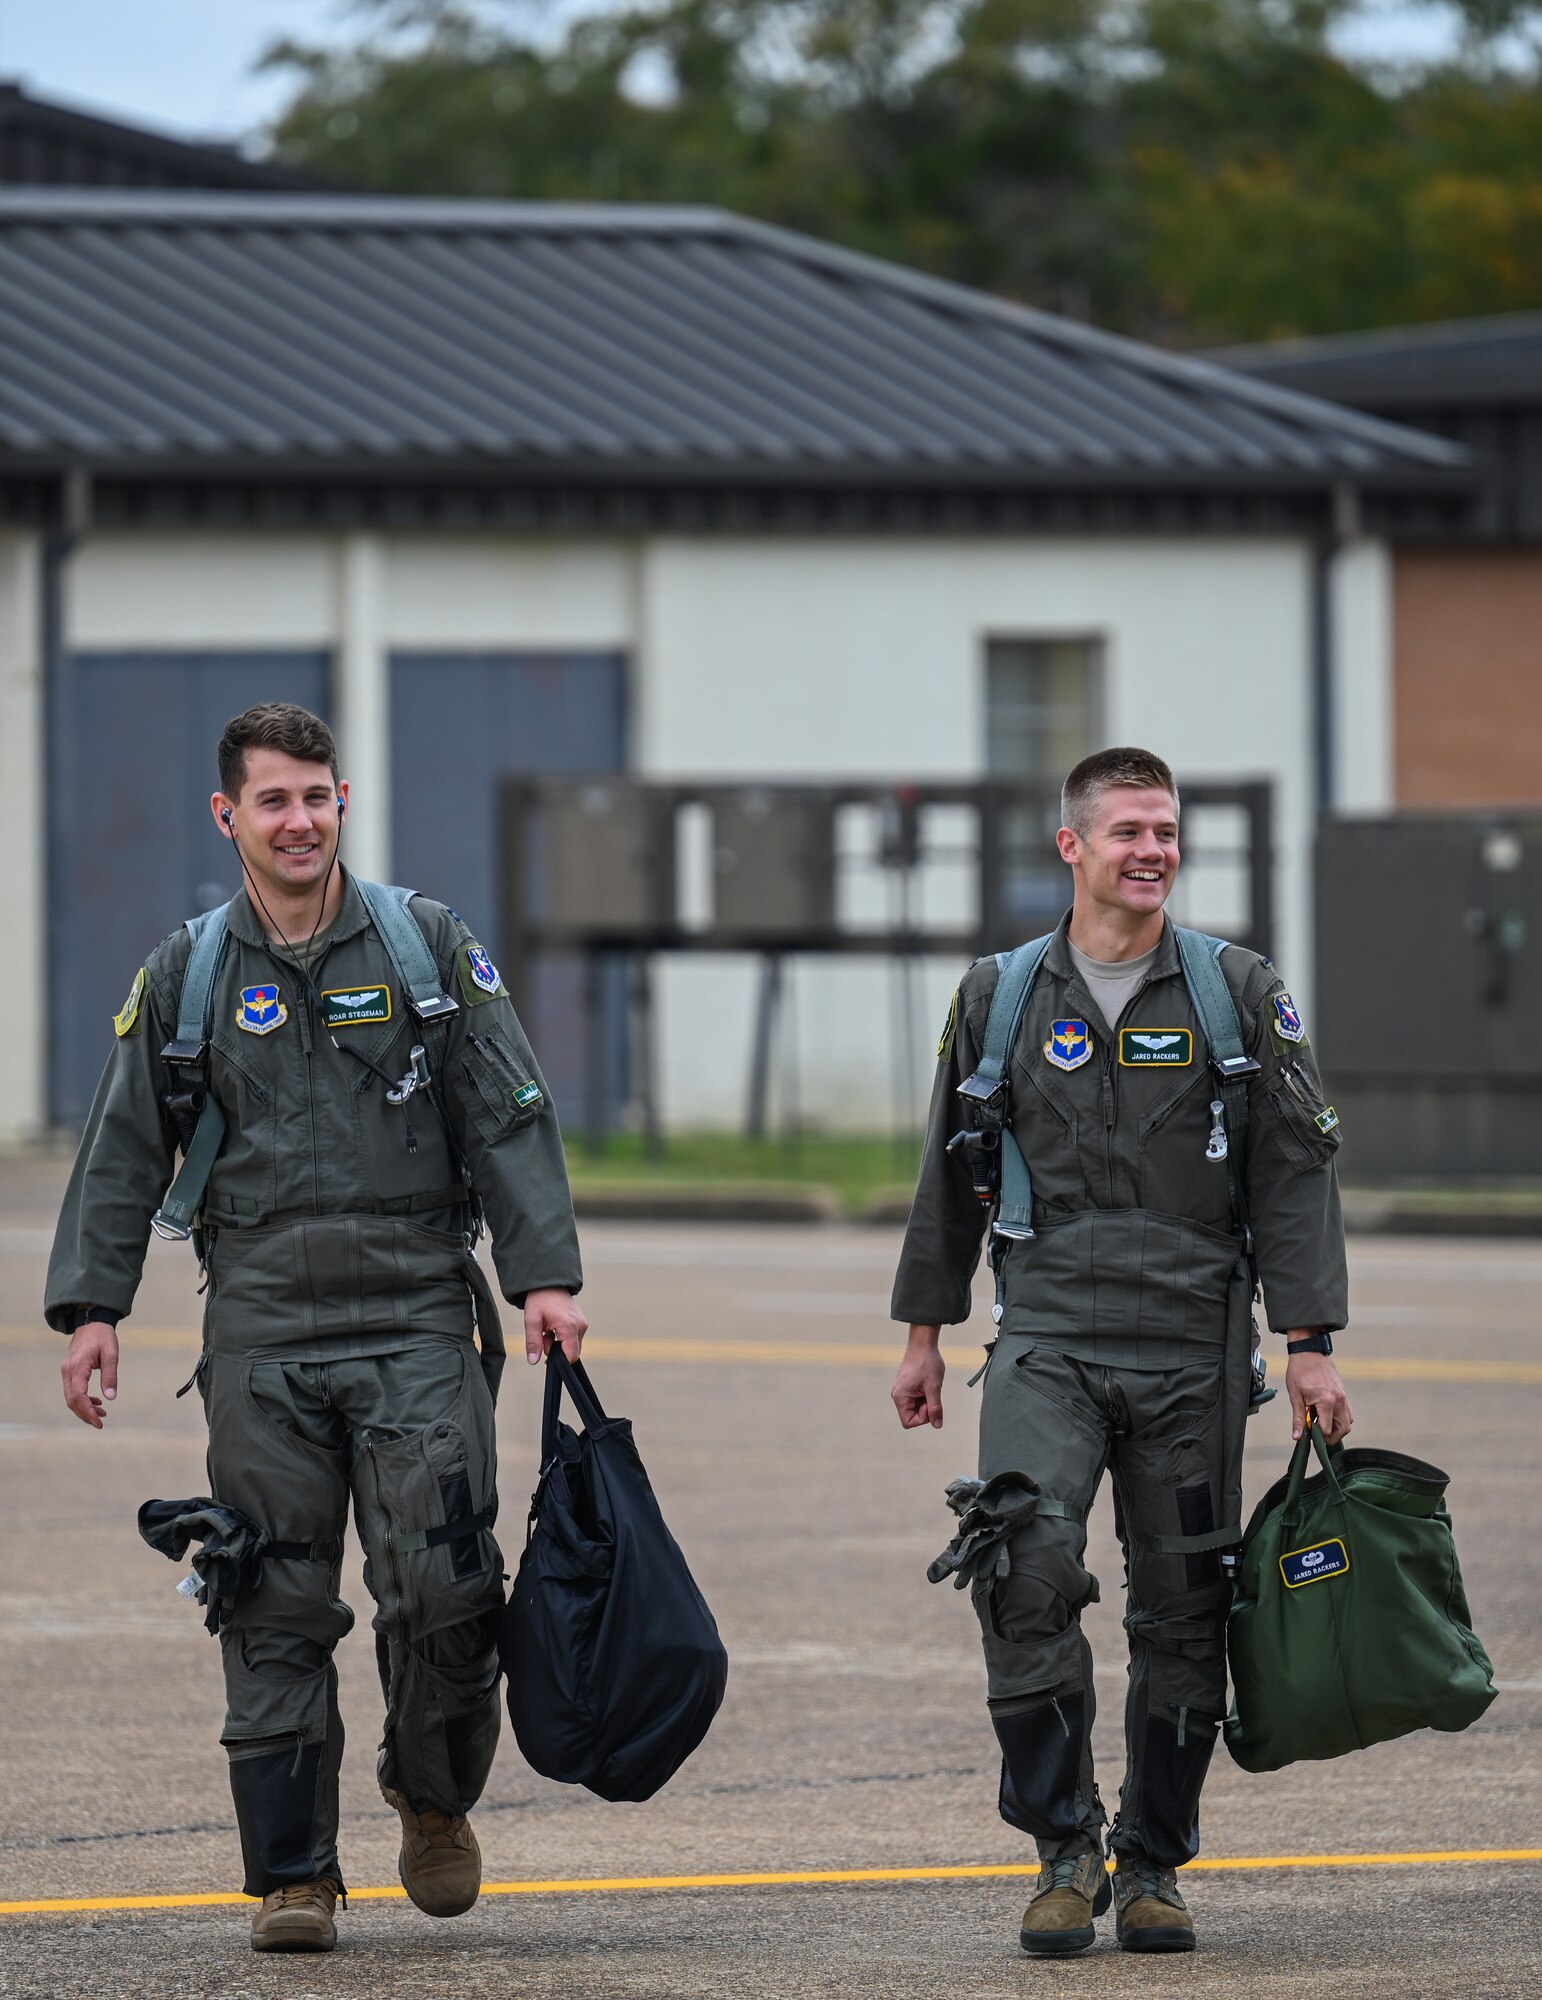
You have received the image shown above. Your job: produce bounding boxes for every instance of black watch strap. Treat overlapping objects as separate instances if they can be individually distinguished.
[1286,1331,1333,1356]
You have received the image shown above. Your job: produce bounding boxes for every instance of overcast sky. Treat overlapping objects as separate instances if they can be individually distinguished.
[0,2,1486,150]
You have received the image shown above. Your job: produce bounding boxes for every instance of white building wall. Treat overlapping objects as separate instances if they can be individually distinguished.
[16,524,1390,1133]
[0,533,44,1142]
[637,535,1323,1127]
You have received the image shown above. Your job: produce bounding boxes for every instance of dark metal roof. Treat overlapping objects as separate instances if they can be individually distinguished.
[0,83,323,193]
[1206,313,1542,413]
[0,191,1465,498]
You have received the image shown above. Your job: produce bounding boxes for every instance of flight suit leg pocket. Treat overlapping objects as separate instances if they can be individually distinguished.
[354,1350,503,1645]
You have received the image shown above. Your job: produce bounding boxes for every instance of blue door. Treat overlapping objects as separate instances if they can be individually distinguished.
[388,651,628,1116]
[49,651,331,1126]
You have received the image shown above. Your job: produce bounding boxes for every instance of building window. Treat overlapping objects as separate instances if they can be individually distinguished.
[985,636,1105,779]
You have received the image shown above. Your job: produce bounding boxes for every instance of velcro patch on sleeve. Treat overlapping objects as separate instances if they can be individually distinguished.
[113,966,148,1038]
[1280,1537,1350,1588]
[456,940,507,1006]
[937,988,959,1060]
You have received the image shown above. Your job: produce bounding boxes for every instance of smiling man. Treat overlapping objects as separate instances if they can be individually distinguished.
[890,746,1350,1959]
[46,703,586,1954]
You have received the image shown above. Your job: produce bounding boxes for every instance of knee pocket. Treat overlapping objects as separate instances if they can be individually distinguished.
[356,1353,504,1642]
[980,1524,1098,1644]
[221,1628,336,1751]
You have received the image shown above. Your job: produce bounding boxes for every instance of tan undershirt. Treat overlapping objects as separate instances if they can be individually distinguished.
[1067,937,1161,1035]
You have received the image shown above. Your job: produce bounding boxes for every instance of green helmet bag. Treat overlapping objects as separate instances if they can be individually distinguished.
[1225,1419,1496,1774]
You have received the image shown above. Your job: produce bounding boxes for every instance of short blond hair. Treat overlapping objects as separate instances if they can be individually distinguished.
[1061,747,1179,839]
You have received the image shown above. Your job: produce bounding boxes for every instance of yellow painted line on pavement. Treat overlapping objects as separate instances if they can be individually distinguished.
[5,1849,1541,1917]
[6,1323,1542,1384]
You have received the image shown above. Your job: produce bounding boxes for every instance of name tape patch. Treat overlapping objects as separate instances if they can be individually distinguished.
[1280,1537,1350,1589]
[321,984,392,1028]
[1119,1028,1193,1067]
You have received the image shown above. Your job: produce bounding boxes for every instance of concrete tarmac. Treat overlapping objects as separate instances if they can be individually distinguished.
[2,1158,1539,1998]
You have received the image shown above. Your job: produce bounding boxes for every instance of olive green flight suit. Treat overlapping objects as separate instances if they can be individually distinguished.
[47,871,582,1896]
[892,915,1346,1871]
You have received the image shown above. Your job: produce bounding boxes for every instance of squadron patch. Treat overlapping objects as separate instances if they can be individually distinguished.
[1315,1106,1341,1135]
[1280,1537,1350,1589]
[1271,992,1306,1044]
[1119,1028,1193,1067]
[237,984,288,1035]
[1044,1019,1093,1072]
[514,1080,543,1110]
[321,984,392,1029]
[113,966,147,1039]
[456,941,506,1006]
[937,989,959,1060]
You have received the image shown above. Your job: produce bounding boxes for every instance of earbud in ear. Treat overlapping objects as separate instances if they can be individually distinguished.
[221,808,234,828]
[336,796,346,817]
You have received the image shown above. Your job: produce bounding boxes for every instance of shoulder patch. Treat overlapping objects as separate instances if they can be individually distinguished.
[456,940,507,1006]
[1270,991,1306,1045]
[937,988,960,1060]
[113,967,148,1038]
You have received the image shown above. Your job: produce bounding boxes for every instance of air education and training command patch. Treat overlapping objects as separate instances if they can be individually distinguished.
[321,985,392,1029]
[1044,1019,1093,1072]
[113,967,147,1038]
[1119,1028,1193,1067]
[237,984,288,1035]
[456,941,507,1007]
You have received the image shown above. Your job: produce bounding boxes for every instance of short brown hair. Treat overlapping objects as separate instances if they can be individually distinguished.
[1061,747,1179,839]
[218,703,338,800]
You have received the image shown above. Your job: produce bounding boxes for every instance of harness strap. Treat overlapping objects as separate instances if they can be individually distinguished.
[1173,926,1256,1270]
[355,881,459,1024]
[151,905,233,1242]
[391,1509,493,1557]
[976,935,1054,1242]
[1129,1525,1242,1557]
[265,1536,345,1563]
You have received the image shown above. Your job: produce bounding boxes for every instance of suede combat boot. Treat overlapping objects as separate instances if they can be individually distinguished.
[1019,1852,1111,1956]
[382,1787,481,1916]
[249,1876,341,1952]
[1112,1858,1196,1952]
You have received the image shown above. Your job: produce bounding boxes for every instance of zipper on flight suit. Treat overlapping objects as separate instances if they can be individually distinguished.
[295,981,322,1216]
[358,1429,406,1615]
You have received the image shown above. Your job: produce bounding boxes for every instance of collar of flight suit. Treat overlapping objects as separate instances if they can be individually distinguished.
[222,865,377,955]
[1041,908,1184,985]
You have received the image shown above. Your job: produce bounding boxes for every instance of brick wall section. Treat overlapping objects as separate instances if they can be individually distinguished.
[1395,549,1542,806]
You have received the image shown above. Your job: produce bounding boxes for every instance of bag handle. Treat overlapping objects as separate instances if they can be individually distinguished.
[1280,1409,1345,1533]
[541,1345,611,1461]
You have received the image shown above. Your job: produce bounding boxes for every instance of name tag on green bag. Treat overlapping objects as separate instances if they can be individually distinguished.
[1281,1537,1350,1588]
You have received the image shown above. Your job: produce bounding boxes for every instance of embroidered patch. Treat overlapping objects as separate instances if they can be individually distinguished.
[1272,992,1305,1043]
[1119,1028,1193,1067]
[1044,1019,1093,1072]
[237,984,288,1035]
[1315,1106,1341,1135]
[113,966,147,1038]
[321,984,392,1029]
[1280,1537,1350,1589]
[456,940,507,1006]
[937,989,959,1061]
[514,1080,543,1110]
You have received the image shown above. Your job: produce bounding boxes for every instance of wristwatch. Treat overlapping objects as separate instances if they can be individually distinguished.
[1285,1331,1334,1356]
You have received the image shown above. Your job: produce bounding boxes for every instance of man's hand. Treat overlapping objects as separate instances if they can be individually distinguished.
[1285,1351,1352,1445]
[524,1288,588,1365]
[62,1321,120,1429]
[892,1325,945,1430]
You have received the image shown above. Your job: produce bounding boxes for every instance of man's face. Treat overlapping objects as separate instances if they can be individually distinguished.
[1058,784,1180,918]
[214,749,347,899]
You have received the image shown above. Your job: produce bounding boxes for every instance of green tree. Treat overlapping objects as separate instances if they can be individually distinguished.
[262,0,1542,341]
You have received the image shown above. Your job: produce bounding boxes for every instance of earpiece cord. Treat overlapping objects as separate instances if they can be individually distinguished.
[227,818,418,1142]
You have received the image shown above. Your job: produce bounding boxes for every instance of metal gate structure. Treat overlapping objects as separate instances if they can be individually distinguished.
[501,775,1274,1144]
[1316,815,1542,1176]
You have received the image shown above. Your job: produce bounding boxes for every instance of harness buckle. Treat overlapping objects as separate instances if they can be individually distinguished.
[410,993,459,1024]
[1211,1053,1261,1083]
